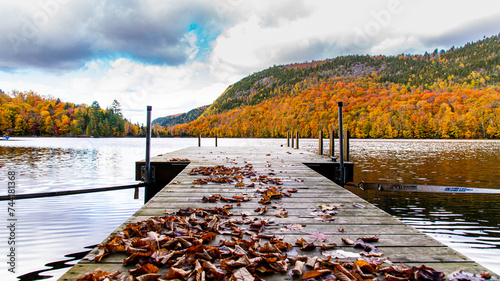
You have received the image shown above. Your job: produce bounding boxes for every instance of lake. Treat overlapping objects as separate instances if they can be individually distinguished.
[1,137,499,280]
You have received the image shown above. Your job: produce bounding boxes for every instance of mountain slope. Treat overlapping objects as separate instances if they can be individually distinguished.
[152,105,209,127]
[157,34,500,139]
[202,34,500,118]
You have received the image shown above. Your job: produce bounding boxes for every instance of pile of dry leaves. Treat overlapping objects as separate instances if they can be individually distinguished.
[76,164,490,281]
[78,208,447,281]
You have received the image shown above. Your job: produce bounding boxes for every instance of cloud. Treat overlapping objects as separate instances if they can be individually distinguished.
[419,15,500,51]
[69,58,228,121]
[1,0,500,122]
[0,0,223,72]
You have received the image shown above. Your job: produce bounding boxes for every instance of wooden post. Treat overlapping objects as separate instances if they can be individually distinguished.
[291,132,295,148]
[198,134,201,147]
[215,135,218,147]
[287,132,290,147]
[343,130,350,161]
[329,130,334,157]
[318,130,323,155]
[295,131,299,149]
[134,187,139,199]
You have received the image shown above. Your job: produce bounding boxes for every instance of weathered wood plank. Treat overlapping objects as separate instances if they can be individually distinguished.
[59,146,496,280]
[60,256,487,281]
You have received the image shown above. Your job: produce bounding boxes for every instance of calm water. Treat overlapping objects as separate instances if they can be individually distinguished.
[0,137,499,280]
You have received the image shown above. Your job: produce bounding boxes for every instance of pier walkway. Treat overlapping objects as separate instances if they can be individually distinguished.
[59,146,493,280]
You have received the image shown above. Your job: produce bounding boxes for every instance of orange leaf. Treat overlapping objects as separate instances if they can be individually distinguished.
[129,263,159,276]
[302,270,324,279]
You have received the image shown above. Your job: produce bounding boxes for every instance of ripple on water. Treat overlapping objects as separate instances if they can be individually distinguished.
[2,138,500,278]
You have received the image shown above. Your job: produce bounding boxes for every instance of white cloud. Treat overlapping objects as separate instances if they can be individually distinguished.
[67,59,231,122]
[1,0,500,123]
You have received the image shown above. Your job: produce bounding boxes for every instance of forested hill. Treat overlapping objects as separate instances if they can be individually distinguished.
[160,33,500,139]
[152,105,209,127]
[202,34,500,117]
[0,91,146,137]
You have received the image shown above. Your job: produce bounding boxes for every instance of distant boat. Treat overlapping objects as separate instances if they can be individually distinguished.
[0,136,9,141]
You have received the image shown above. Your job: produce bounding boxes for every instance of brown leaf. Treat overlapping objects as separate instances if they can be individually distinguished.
[353,239,378,252]
[292,260,305,276]
[93,247,109,262]
[334,263,357,281]
[302,270,325,280]
[136,273,162,281]
[129,263,159,276]
[305,256,318,268]
[385,274,408,281]
[353,260,376,273]
[341,237,355,245]
[301,242,316,251]
[267,259,288,272]
[165,267,191,279]
[358,235,379,242]
[333,268,352,281]
[295,237,307,246]
[202,260,226,279]
[123,252,152,265]
[222,255,251,270]
[76,268,120,281]
[231,267,255,281]
[275,211,288,218]
[150,249,174,264]
[259,242,282,253]
[200,232,217,243]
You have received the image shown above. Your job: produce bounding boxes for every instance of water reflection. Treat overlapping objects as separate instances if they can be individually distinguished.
[1,138,499,278]
[300,139,500,273]
[349,139,500,189]
[0,189,145,280]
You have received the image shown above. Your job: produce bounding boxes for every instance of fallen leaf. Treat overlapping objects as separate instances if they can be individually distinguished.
[320,243,337,251]
[353,203,366,208]
[301,270,324,280]
[292,260,305,276]
[341,237,355,245]
[309,232,331,242]
[232,267,255,281]
[129,263,159,276]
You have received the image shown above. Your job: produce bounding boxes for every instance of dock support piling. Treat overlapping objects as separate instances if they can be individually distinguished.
[295,131,299,149]
[343,130,350,162]
[287,132,290,147]
[198,134,201,147]
[215,135,218,147]
[338,101,345,186]
[318,130,323,155]
[329,130,334,158]
[291,132,295,148]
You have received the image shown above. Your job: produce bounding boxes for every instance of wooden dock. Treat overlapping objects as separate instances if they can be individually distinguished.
[59,146,494,280]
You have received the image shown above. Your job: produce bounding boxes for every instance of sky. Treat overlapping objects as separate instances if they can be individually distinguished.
[1,0,499,123]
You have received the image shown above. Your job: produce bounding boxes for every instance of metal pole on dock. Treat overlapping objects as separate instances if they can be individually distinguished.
[145,106,152,201]
[338,101,345,186]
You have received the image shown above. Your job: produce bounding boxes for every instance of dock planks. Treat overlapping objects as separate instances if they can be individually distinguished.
[59,146,495,280]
